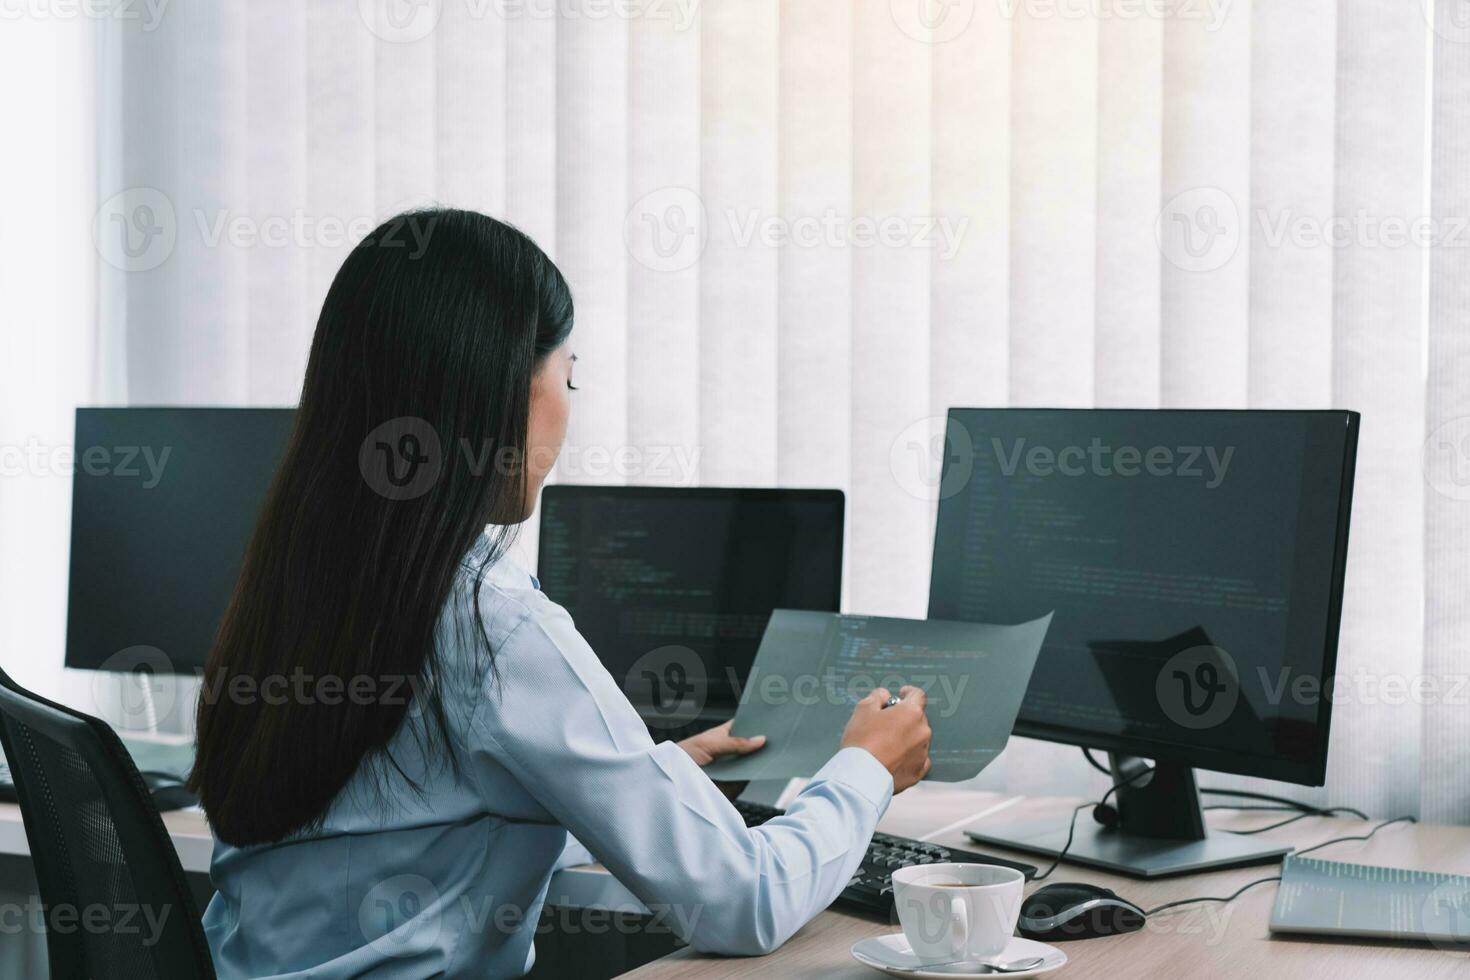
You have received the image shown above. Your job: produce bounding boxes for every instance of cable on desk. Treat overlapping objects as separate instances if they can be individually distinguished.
[1199,788,1369,821]
[1032,764,1156,882]
[1070,751,1417,916]
[1293,815,1418,857]
[1144,874,1282,916]
[1223,807,1371,835]
[1143,815,1418,917]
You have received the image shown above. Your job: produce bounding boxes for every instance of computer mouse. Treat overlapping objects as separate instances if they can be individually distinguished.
[1017,882,1146,941]
[141,771,199,812]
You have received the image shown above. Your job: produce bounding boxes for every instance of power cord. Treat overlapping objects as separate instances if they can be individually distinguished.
[1203,804,1326,812]
[1080,747,1112,776]
[1144,874,1282,916]
[1143,815,1418,916]
[1293,816,1418,857]
[1079,749,1371,827]
[1201,788,1368,822]
[1221,807,1372,836]
[1070,751,1417,916]
[1032,763,1157,882]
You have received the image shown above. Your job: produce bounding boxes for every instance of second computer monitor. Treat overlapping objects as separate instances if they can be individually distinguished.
[65,407,297,676]
[928,408,1358,788]
[536,486,844,704]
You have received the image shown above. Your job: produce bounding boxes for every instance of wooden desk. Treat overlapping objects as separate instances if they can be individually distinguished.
[1,788,1464,978]
[623,785,1470,979]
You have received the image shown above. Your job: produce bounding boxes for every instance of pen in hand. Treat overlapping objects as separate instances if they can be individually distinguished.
[840,686,933,792]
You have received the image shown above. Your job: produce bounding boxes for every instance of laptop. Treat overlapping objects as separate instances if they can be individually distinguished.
[536,486,844,739]
[1269,855,1470,946]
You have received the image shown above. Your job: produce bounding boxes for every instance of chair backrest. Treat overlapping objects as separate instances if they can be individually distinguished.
[0,668,214,979]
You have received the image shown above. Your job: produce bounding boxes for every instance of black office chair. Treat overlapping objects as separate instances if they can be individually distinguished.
[0,667,215,979]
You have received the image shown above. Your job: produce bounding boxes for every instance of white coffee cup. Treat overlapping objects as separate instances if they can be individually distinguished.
[891,862,1025,964]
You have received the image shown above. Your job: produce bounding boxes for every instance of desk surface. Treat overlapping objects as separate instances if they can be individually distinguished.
[1,787,1465,978]
[624,785,1470,979]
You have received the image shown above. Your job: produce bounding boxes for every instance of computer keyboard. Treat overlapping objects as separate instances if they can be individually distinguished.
[732,799,1038,916]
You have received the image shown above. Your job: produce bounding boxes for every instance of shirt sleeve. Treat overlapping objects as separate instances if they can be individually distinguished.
[466,588,894,956]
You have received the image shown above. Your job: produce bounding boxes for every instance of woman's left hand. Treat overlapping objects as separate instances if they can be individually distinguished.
[677,720,766,767]
[677,721,767,801]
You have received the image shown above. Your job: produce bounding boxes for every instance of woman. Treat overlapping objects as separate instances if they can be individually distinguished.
[189,209,933,978]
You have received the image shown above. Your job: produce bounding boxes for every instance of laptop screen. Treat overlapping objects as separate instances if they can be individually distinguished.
[536,486,844,708]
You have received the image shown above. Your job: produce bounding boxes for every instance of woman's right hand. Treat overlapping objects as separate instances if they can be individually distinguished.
[839,686,933,793]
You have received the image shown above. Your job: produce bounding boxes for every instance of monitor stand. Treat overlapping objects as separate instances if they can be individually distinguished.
[965,754,1292,878]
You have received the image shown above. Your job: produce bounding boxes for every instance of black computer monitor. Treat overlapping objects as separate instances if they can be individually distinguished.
[929,408,1358,876]
[536,486,845,709]
[65,408,296,675]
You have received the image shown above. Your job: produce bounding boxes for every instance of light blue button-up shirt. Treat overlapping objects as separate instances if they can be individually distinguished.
[203,533,894,977]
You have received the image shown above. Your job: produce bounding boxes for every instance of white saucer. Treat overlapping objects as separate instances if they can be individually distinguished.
[851,934,1066,978]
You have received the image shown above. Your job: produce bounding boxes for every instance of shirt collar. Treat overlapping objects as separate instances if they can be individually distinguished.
[461,528,536,590]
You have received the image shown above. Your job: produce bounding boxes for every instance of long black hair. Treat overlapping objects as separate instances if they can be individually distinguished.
[189,209,573,846]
